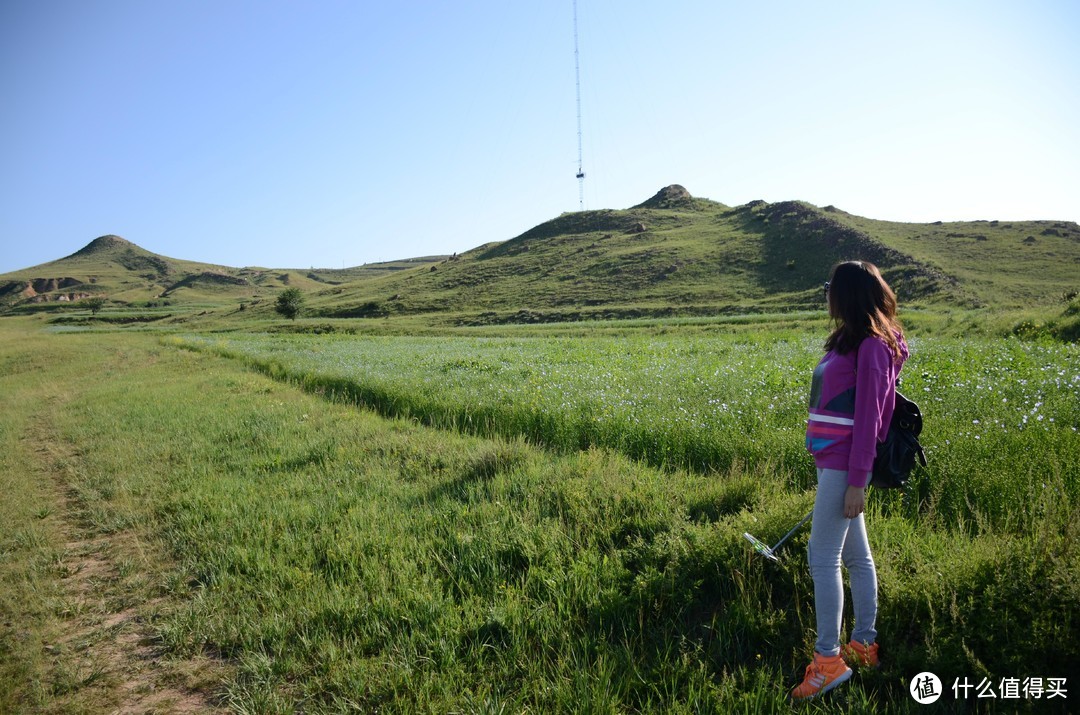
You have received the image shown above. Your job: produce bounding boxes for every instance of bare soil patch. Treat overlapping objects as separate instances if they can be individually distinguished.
[31,423,228,714]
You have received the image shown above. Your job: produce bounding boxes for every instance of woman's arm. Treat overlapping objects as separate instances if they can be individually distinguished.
[848,338,894,487]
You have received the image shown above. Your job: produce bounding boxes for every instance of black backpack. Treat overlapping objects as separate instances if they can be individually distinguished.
[870,391,927,489]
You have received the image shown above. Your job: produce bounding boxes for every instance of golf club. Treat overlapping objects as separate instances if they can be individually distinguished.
[743,510,813,562]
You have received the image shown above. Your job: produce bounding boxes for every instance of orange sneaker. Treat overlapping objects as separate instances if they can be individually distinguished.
[843,639,880,669]
[790,652,852,701]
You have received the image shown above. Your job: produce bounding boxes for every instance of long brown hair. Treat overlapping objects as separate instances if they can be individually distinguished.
[824,261,904,361]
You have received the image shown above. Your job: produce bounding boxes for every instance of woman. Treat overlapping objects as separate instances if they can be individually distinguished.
[791,261,908,701]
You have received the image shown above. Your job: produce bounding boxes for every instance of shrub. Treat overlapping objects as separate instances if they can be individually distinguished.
[274,288,304,321]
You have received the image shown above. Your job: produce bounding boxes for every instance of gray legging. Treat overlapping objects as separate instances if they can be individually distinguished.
[808,468,878,656]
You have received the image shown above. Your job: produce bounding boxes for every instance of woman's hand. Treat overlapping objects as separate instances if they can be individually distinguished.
[844,486,866,519]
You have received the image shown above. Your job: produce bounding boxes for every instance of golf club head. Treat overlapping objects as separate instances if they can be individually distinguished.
[743,532,780,563]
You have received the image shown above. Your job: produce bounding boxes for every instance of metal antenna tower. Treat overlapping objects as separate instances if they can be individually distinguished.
[573,0,585,210]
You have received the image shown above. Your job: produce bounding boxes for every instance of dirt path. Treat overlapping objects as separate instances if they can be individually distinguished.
[53,535,220,714]
[31,417,229,714]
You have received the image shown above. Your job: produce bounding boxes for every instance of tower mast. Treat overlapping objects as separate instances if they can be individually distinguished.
[573,0,585,210]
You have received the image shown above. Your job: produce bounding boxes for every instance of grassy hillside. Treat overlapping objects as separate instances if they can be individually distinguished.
[828,211,1080,309]
[287,187,1077,328]
[0,235,444,323]
[3,187,1077,335]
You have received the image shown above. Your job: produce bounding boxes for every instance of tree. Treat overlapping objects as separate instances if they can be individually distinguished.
[274,287,304,320]
[82,296,107,315]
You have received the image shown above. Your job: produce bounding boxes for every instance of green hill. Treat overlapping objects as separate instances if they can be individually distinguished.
[0,235,266,309]
[291,186,1078,327]
[0,235,445,321]
[3,187,1078,334]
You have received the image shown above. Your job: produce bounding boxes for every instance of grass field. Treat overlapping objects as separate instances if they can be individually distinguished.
[2,315,1077,713]
[173,331,1080,525]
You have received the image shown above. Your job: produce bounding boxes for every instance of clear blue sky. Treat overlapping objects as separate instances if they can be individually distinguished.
[2,0,1078,273]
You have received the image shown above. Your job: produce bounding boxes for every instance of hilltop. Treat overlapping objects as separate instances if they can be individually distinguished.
[296,187,1079,327]
[0,234,444,320]
[2,186,1078,334]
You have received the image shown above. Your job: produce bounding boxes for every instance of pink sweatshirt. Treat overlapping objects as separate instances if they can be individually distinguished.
[806,334,909,487]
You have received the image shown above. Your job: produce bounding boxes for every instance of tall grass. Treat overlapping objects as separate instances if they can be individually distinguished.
[162,331,1079,711]
[3,320,1077,712]
[172,332,1080,530]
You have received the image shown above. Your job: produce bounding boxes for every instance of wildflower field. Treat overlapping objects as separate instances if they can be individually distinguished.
[2,321,1077,713]
[176,332,1080,528]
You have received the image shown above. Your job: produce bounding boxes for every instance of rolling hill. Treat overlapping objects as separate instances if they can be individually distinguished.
[2,186,1077,332]
[296,186,1080,326]
[0,234,444,320]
